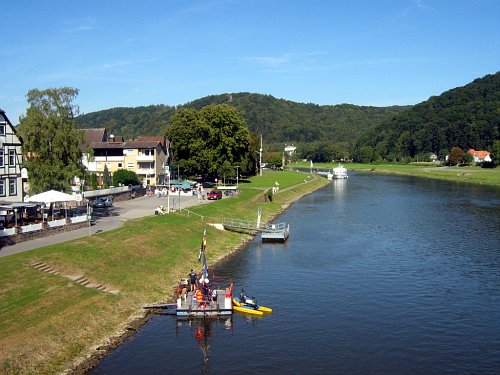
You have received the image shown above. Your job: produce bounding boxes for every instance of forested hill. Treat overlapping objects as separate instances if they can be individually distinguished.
[74,104,176,139]
[74,94,408,145]
[182,94,408,144]
[367,72,500,159]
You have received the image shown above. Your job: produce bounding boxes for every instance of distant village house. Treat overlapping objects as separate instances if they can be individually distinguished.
[467,149,492,163]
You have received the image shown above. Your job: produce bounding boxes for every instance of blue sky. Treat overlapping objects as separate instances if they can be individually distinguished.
[1,0,499,124]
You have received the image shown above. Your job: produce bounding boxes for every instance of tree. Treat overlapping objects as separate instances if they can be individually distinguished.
[19,87,84,194]
[202,104,252,178]
[491,140,500,167]
[112,169,140,186]
[448,147,465,165]
[166,105,253,179]
[102,165,112,188]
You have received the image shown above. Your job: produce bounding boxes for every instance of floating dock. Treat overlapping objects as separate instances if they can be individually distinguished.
[222,217,290,242]
[261,222,290,242]
[176,289,232,317]
[144,289,232,317]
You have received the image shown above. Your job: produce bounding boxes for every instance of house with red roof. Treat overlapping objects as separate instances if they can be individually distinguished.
[467,149,492,163]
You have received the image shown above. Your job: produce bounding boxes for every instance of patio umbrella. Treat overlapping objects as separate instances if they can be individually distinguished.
[26,190,76,204]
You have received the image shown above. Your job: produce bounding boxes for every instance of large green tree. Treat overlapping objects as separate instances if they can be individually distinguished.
[166,104,254,179]
[19,87,84,194]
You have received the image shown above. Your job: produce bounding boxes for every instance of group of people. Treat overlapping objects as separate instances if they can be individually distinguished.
[188,269,216,308]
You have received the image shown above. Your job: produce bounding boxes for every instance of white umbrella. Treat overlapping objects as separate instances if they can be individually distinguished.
[26,190,76,204]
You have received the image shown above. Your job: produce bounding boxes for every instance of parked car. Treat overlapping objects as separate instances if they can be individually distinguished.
[93,197,113,208]
[207,190,222,200]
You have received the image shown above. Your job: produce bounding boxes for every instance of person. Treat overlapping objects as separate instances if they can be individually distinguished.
[188,269,198,292]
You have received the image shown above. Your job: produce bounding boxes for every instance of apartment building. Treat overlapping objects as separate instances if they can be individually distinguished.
[82,128,169,186]
[0,110,24,202]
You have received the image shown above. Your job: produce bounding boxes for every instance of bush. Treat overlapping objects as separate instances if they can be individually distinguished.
[113,169,140,186]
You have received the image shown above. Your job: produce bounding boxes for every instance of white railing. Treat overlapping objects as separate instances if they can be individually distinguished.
[19,223,44,233]
[70,215,88,224]
[46,219,67,228]
[0,227,16,237]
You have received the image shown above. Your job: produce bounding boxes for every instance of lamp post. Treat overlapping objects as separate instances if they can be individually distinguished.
[235,165,240,188]
[259,134,263,177]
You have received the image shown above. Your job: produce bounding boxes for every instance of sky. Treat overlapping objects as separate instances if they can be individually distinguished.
[1,0,499,125]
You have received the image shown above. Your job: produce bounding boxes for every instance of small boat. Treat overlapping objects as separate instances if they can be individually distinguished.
[332,164,348,179]
[233,291,273,313]
[233,303,264,316]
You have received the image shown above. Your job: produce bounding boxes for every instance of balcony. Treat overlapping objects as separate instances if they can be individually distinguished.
[136,154,155,162]
[136,168,155,176]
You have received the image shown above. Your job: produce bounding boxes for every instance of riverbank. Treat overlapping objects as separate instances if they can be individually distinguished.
[290,162,500,187]
[0,171,328,374]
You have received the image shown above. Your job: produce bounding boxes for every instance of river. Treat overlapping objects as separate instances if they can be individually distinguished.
[89,172,500,374]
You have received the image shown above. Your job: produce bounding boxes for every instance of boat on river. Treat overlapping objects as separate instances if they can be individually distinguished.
[144,229,233,317]
[331,164,348,179]
[232,290,272,315]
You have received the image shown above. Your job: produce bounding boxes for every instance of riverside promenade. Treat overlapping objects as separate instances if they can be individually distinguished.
[0,193,211,258]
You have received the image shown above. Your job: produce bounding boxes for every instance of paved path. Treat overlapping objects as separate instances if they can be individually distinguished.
[0,193,212,258]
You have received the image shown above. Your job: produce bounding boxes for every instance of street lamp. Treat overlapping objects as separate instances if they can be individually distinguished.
[235,166,240,188]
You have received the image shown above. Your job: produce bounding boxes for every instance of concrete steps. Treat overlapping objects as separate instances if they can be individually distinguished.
[31,261,119,295]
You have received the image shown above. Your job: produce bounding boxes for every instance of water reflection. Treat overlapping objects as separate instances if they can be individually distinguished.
[176,317,232,374]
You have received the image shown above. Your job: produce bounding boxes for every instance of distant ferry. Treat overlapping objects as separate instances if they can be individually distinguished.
[327,164,348,180]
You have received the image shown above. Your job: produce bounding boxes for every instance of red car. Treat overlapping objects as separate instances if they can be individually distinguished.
[207,190,222,200]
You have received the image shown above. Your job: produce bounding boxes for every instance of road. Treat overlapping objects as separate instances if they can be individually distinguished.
[0,193,212,258]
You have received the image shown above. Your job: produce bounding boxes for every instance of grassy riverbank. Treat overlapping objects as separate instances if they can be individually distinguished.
[0,171,328,374]
[290,161,500,187]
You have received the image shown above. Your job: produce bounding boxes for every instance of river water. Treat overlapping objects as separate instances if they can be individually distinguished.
[90,172,500,374]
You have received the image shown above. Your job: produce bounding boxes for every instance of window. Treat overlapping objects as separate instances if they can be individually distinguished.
[8,150,15,166]
[127,162,135,169]
[0,122,5,136]
[9,178,16,195]
[0,179,5,196]
[118,163,123,168]
[0,150,3,167]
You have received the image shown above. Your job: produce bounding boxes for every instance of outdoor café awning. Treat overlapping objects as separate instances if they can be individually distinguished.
[26,190,77,205]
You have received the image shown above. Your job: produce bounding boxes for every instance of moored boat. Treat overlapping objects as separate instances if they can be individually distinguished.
[144,229,234,317]
[332,164,348,179]
[232,290,273,313]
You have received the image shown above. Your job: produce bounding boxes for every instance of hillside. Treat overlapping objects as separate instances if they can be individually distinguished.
[74,94,408,146]
[367,72,500,159]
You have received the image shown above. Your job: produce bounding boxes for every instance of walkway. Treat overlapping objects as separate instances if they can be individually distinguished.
[0,193,211,258]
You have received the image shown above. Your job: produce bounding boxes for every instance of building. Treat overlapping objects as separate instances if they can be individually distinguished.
[284,144,297,155]
[467,149,492,163]
[82,128,169,186]
[0,110,24,202]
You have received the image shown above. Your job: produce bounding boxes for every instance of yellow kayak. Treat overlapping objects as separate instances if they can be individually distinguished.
[233,304,264,316]
[232,298,272,313]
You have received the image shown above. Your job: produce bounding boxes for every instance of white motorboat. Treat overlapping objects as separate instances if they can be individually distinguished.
[332,164,348,179]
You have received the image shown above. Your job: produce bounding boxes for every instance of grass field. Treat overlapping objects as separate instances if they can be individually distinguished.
[289,161,500,187]
[0,170,326,374]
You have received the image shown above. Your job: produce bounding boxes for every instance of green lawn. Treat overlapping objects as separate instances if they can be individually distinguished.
[289,161,500,187]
